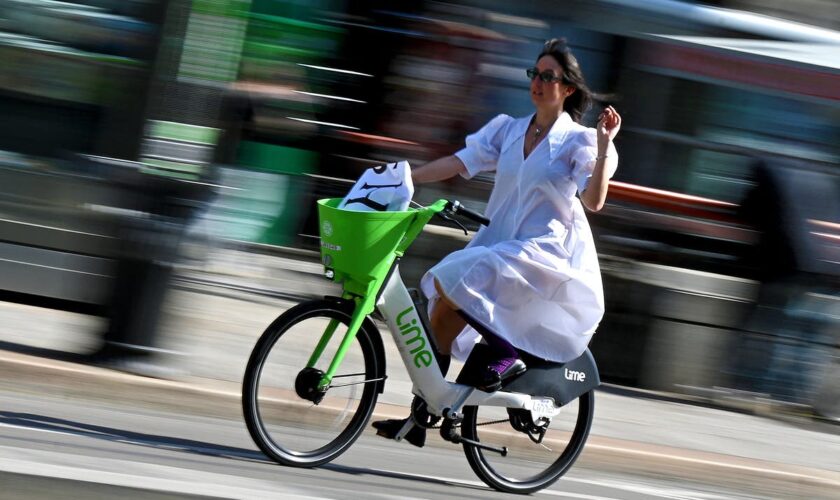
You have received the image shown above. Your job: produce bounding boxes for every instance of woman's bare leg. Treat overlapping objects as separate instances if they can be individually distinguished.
[430,279,466,355]
[433,280,523,392]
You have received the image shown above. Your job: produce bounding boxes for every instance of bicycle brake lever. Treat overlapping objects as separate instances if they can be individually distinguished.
[436,211,468,235]
[450,218,468,235]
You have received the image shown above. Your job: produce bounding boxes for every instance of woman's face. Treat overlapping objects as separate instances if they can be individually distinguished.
[530,55,575,110]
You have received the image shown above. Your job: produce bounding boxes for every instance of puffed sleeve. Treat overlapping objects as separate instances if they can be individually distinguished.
[455,114,514,179]
[570,129,618,195]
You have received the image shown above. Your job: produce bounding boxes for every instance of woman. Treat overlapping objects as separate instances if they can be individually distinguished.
[374,38,621,446]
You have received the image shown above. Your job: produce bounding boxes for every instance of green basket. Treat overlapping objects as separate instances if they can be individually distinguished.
[317,198,417,294]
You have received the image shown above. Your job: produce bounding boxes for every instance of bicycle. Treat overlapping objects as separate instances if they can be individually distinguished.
[242,197,601,494]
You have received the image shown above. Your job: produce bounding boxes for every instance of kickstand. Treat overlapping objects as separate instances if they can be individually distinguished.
[440,415,507,456]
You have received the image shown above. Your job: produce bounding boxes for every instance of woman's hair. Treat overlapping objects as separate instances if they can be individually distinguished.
[538,38,605,123]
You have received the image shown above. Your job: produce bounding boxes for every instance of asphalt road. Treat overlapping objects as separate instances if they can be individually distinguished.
[0,391,769,500]
[1,254,837,499]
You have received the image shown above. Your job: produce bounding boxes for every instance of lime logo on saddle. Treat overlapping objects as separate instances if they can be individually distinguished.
[396,306,434,369]
[564,368,586,382]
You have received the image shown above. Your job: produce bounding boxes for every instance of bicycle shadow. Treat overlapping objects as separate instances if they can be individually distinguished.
[0,411,267,463]
[323,462,489,492]
[0,411,492,493]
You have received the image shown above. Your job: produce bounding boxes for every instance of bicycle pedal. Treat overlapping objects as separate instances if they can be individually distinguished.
[398,422,427,448]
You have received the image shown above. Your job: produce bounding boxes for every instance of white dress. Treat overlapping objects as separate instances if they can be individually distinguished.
[420,111,618,363]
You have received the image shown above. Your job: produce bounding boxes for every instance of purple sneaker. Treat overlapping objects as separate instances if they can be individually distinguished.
[453,310,526,391]
[478,356,526,392]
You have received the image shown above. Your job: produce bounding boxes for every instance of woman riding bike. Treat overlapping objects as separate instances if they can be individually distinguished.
[373,38,622,447]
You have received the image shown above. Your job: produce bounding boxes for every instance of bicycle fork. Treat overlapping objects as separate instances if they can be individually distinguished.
[310,293,378,392]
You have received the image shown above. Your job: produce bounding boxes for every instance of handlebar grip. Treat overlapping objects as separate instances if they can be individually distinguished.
[450,200,490,227]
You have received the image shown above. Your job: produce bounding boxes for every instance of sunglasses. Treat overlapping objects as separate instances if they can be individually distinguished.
[526,67,564,83]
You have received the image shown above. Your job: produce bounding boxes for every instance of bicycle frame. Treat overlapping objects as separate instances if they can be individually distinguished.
[310,198,561,420]
[376,265,560,419]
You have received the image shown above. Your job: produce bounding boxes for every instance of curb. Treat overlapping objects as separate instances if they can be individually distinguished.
[2,350,839,497]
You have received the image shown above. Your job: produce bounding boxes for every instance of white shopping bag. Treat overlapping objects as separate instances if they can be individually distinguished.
[339,161,414,211]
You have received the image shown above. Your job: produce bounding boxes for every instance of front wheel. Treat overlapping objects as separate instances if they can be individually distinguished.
[462,391,594,494]
[242,299,383,467]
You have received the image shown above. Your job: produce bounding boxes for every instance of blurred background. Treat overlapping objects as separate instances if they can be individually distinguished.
[0,0,838,422]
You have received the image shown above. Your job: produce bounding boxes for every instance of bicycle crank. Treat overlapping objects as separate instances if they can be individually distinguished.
[410,397,441,428]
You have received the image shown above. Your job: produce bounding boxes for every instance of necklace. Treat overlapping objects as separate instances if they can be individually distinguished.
[532,120,552,142]
[527,117,556,157]
[533,117,555,137]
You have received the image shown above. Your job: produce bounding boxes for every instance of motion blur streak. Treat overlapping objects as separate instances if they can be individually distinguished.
[0,0,838,498]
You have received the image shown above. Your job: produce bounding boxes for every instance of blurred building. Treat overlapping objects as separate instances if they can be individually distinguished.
[715,0,840,31]
[0,0,838,406]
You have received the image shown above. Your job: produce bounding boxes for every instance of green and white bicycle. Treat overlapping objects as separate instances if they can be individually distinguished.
[242,198,600,494]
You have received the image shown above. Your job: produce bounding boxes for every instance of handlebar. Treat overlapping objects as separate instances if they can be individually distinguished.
[446,200,490,227]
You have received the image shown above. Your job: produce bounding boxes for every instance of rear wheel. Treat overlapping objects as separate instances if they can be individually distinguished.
[462,391,594,494]
[242,299,383,467]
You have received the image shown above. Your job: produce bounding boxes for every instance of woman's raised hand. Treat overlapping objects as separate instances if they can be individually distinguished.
[597,106,621,151]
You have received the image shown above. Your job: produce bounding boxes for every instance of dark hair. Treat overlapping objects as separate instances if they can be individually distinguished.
[537,38,604,123]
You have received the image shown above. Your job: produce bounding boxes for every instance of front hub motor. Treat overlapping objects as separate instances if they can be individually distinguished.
[295,367,327,404]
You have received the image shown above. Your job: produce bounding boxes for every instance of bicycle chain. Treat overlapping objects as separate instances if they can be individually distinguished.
[412,397,509,429]
[429,418,509,429]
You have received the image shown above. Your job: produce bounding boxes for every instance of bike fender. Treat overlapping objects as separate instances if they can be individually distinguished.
[324,295,387,394]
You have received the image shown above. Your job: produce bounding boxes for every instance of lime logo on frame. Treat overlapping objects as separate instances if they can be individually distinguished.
[396,306,433,368]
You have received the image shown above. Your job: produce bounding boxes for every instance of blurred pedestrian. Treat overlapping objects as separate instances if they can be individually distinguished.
[729,158,839,406]
[90,159,217,376]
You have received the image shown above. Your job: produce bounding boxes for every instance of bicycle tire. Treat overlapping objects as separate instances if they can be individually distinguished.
[462,390,594,494]
[242,299,383,467]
